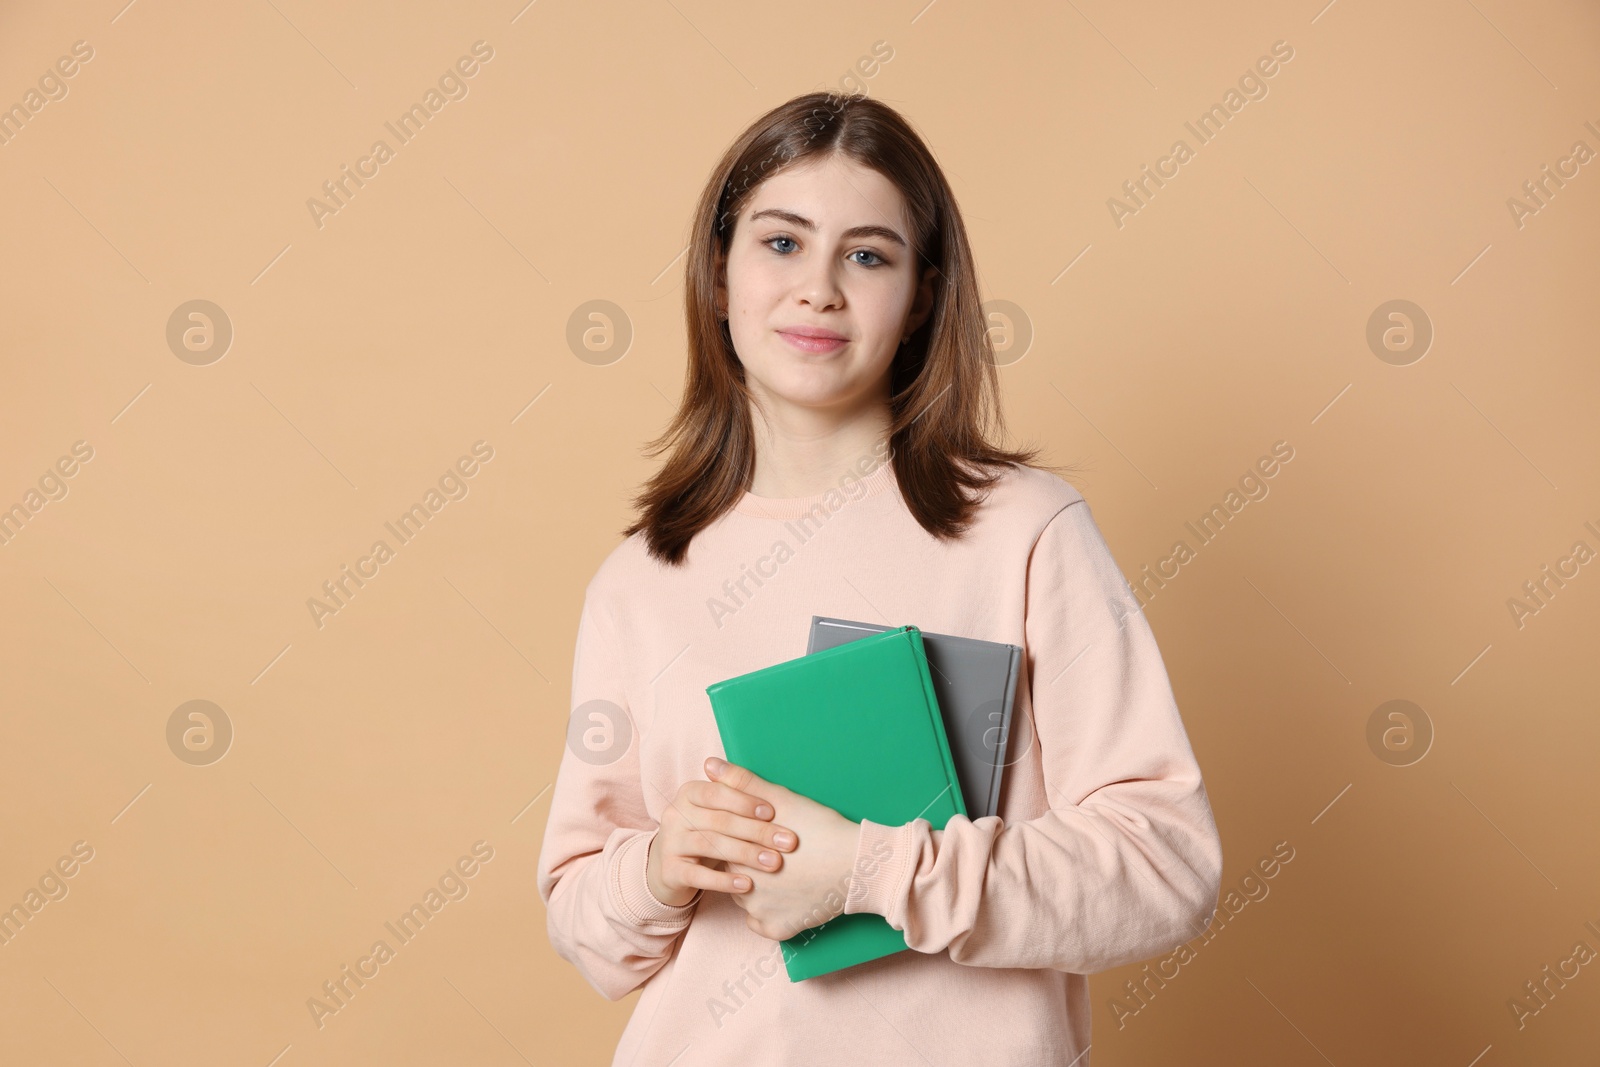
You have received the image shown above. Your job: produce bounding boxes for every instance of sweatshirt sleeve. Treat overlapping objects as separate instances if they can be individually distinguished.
[841,499,1224,974]
[535,583,702,1001]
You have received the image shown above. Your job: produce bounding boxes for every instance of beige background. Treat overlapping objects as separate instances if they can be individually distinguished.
[2,0,1597,1063]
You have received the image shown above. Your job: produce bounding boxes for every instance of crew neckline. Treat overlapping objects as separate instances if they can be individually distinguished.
[732,460,899,521]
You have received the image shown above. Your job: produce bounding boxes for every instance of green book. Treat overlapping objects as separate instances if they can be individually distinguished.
[705,624,967,981]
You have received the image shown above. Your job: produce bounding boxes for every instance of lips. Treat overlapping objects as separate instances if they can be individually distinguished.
[778,326,849,354]
[779,326,848,341]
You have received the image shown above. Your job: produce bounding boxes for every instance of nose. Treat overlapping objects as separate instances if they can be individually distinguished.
[795,253,844,311]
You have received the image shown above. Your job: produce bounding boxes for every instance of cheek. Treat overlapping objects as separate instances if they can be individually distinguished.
[853,275,914,330]
[726,271,790,345]
[850,294,906,351]
[726,287,776,344]
[724,291,773,361]
[725,250,780,308]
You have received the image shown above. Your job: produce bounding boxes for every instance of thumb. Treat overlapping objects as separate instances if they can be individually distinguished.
[706,757,779,800]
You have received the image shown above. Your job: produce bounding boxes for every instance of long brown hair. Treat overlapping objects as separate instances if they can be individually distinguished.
[623,89,1071,565]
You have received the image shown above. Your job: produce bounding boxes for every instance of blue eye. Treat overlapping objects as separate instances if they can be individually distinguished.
[763,235,888,267]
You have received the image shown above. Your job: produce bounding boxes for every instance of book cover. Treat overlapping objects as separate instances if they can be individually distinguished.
[705,625,966,980]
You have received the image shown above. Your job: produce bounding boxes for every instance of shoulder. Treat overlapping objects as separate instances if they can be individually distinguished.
[990,466,1135,601]
[975,461,1088,532]
[581,529,663,615]
[582,524,656,591]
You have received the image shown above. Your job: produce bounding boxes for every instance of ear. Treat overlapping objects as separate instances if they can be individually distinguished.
[713,243,729,320]
[904,264,939,338]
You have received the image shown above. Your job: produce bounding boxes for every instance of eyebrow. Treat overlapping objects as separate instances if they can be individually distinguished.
[747,208,907,248]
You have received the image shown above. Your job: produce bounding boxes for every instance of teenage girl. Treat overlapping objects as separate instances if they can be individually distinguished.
[537,90,1223,1066]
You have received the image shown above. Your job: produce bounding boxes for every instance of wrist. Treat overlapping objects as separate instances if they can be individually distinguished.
[644,832,698,909]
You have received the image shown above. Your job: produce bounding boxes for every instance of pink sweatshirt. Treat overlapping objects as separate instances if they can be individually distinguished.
[536,459,1223,1066]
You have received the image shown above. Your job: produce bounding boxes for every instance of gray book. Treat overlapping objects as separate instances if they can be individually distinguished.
[806,616,1023,820]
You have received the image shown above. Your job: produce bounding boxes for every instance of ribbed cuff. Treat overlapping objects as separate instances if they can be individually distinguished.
[612,830,700,926]
[844,818,918,918]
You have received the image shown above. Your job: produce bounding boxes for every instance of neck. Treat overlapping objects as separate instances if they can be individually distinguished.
[747,395,892,499]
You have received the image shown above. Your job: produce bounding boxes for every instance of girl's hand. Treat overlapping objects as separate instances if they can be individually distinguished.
[644,756,801,907]
[707,760,862,941]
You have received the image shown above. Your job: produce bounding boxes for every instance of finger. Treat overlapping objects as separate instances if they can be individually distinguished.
[688,779,779,823]
[675,829,785,873]
[725,863,762,908]
[699,807,798,853]
[670,856,756,895]
[705,757,776,803]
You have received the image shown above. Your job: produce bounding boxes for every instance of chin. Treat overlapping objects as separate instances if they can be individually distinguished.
[764,369,860,407]
[763,389,847,411]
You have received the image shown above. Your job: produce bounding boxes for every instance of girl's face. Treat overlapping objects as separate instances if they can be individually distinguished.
[718,154,936,420]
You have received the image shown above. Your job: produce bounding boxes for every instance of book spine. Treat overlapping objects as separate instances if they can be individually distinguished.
[905,628,967,820]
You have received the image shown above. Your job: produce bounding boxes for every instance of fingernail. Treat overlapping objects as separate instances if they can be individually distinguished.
[706,757,726,777]
[759,851,777,867]
[733,876,750,889]
[773,832,795,848]
[755,804,773,819]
